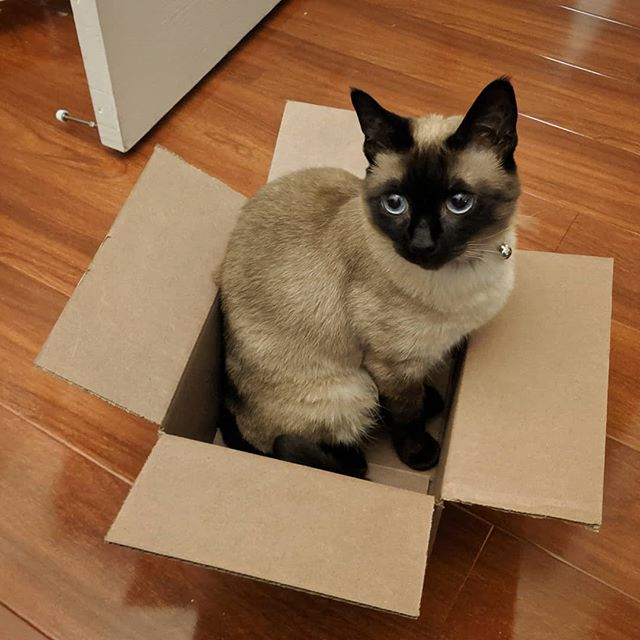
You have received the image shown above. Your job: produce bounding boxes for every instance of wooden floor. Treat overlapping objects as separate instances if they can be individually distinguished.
[1,0,639,638]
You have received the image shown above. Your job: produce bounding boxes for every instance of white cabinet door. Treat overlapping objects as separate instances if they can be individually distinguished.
[71,0,280,152]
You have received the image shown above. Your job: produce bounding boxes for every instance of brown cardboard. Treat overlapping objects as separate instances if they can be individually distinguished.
[162,300,223,441]
[107,434,434,617]
[36,146,242,429]
[35,101,614,616]
[435,251,612,526]
[268,101,367,181]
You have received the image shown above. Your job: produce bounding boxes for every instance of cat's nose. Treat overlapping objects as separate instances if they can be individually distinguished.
[409,225,436,254]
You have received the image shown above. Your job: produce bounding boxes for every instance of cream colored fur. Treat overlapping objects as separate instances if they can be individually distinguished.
[222,113,518,452]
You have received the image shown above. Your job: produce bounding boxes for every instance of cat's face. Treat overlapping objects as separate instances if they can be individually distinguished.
[352,79,520,270]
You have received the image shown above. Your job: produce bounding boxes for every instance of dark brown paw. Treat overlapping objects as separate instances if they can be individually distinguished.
[321,442,368,478]
[395,430,441,471]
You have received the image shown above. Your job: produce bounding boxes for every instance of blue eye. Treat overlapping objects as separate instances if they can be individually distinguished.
[446,192,476,215]
[381,194,409,215]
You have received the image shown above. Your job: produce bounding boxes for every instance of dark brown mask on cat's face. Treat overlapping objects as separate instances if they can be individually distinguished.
[352,78,520,270]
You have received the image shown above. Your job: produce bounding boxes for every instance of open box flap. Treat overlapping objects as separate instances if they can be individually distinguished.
[35,147,242,427]
[269,101,367,181]
[107,434,435,617]
[435,251,613,527]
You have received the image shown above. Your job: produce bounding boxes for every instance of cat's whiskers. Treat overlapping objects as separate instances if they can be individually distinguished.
[471,226,516,244]
[459,250,491,263]
[466,240,506,249]
[463,247,497,256]
[465,248,497,254]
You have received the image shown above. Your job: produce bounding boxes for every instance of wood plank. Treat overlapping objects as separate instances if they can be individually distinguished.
[547,0,640,30]
[0,407,190,640]
[516,120,640,236]
[274,0,640,153]
[558,214,640,331]
[517,194,578,252]
[229,27,640,240]
[363,0,640,82]
[470,438,640,599]
[0,101,140,240]
[0,607,51,640]
[0,263,156,481]
[1,0,639,634]
[442,527,640,639]
[422,506,492,631]
[0,197,94,297]
[269,5,640,233]
[0,406,493,640]
[608,321,640,452]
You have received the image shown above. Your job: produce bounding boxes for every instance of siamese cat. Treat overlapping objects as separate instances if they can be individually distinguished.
[220,78,520,477]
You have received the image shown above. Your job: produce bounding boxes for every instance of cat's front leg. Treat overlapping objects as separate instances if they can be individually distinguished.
[365,357,443,471]
[385,386,443,471]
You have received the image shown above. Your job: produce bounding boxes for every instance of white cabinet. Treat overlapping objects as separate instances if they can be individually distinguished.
[71,0,281,151]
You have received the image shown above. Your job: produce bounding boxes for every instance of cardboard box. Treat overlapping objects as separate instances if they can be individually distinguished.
[36,102,613,618]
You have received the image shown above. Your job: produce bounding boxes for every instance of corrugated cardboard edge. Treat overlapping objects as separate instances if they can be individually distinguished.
[107,435,435,617]
[107,523,424,619]
[427,502,444,556]
[434,252,613,529]
[366,463,431,493]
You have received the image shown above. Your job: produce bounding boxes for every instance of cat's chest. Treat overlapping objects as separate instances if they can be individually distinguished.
[353,259,514,361]
[374,301,490,361]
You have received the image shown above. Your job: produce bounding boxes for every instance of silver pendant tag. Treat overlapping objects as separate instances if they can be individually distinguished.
[498,243,513,259]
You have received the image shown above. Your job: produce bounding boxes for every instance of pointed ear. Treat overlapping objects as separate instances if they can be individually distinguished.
[350,89,413,164]
[448,78,518,167]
